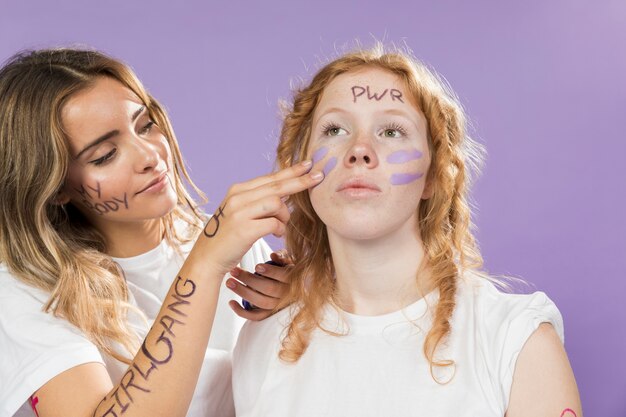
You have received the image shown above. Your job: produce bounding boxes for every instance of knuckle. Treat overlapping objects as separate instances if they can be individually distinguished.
[257,298,274,310]
[228,194,241,209]
[269,180,283,193]
[277,219,286,233]
[263,196,282,212]
[267,281,283,297]
[227,183,241,196]
[268,172,280,183]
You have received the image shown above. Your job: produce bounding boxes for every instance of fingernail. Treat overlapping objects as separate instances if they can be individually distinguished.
[230,268,240,277]
[310,171,323,180]
[301,159,312,168]
[255,264,266,273]
[226,279,236,289]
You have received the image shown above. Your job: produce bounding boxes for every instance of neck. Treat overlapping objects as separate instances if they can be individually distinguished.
[328,217,433,316]
[98,219,164,258]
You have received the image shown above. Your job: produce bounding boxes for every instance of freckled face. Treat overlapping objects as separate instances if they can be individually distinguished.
[60,77,177,227]
[307,68,431,241]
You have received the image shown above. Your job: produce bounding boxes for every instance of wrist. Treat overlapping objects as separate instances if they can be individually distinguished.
[183,243,230,282]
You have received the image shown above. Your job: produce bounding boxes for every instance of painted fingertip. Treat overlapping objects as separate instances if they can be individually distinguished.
[255,264,266,273]
[310,171,323,181]
[229,267,240,277]
[226,279,236,289]
[301,159,313,168]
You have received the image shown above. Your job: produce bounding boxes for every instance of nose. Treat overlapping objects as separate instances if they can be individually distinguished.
[343,135,379,168]
[133,138,160,173]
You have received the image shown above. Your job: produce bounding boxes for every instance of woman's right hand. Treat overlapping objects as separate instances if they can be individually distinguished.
[32,162,322,417]
[190,160,322,276]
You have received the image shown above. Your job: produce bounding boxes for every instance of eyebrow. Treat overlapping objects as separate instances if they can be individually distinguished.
[314,107,420,128]
[75,106,146,159]
[312,107,349,125]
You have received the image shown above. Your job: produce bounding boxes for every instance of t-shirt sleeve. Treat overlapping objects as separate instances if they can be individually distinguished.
[0,277,104,417]
[480,284,564,411]
[239,238,273,272]
[232,315,283,417]
[209,239,273,352]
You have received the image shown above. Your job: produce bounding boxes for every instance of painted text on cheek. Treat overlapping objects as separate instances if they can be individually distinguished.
[73,181,129,215]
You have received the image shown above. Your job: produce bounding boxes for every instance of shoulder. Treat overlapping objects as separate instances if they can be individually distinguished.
[505,322,581,416]
[454,274,566,410]
[456,274,564,342]
[0,266,103,415]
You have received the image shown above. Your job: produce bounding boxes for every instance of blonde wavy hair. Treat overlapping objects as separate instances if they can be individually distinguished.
[0,48,205,364]
[276,45,486,377]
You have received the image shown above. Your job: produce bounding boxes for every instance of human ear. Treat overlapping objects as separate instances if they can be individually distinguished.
[52,187,71,205]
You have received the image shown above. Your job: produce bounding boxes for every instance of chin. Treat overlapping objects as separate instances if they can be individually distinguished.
[145,197,178,220]
[321,214,387,241]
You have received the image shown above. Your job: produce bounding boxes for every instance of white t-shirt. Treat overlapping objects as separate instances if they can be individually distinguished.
[232,275,564,417]
[0,234,272,417]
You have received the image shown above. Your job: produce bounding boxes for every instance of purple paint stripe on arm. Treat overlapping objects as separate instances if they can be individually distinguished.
[312,147,329,165]
[386,149,423,164]
[390,172,423,185]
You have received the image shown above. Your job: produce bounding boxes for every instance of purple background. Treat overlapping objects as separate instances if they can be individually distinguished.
[2,1,624,415]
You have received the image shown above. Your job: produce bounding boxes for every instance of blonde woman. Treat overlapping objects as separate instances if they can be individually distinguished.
[0,48,324,417]
[233,46,582,416]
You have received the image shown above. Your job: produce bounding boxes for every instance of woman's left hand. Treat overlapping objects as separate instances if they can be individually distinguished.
[226,251,292,320]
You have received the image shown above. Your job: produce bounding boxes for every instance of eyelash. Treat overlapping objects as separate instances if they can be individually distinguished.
[380,123,407,138]
[92,149,117,166]
[320,122,408,138]
[321,121,345,137]
[139,120,155,135]
[90,120,155,166]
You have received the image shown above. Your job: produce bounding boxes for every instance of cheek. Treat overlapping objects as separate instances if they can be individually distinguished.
[385,147,428,187]
[66,166,131,217]
[310,145,339,181]
[158,136,174,167]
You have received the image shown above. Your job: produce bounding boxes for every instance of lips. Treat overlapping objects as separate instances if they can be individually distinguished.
[136,172,168,195]
[336,178,381,193]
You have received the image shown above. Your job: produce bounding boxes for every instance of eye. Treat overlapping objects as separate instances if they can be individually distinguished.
[90,148,117,166]
[383,129,400,138]
[380,123,407,139]
[322,122,348,137]
[138,120,156,135]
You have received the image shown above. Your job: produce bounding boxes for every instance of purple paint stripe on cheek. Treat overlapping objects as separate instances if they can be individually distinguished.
[323,157,337,177]
[390,172,424,185]
[312,147,329,165]
[386,149,423,164]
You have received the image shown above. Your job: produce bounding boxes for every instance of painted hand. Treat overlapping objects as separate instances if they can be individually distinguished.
[191,161,321,277]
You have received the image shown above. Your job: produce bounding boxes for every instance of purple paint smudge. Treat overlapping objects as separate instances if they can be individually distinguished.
[390,172,424,185]
[323,157,337,177]
[386,149,423,164]
[312,147,329,165]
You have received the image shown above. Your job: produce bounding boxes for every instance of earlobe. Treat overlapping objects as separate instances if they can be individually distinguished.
[53,190,71,206]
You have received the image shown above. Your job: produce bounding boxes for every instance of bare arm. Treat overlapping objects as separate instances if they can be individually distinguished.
[32,161,322,417]
[506,323,582,417]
